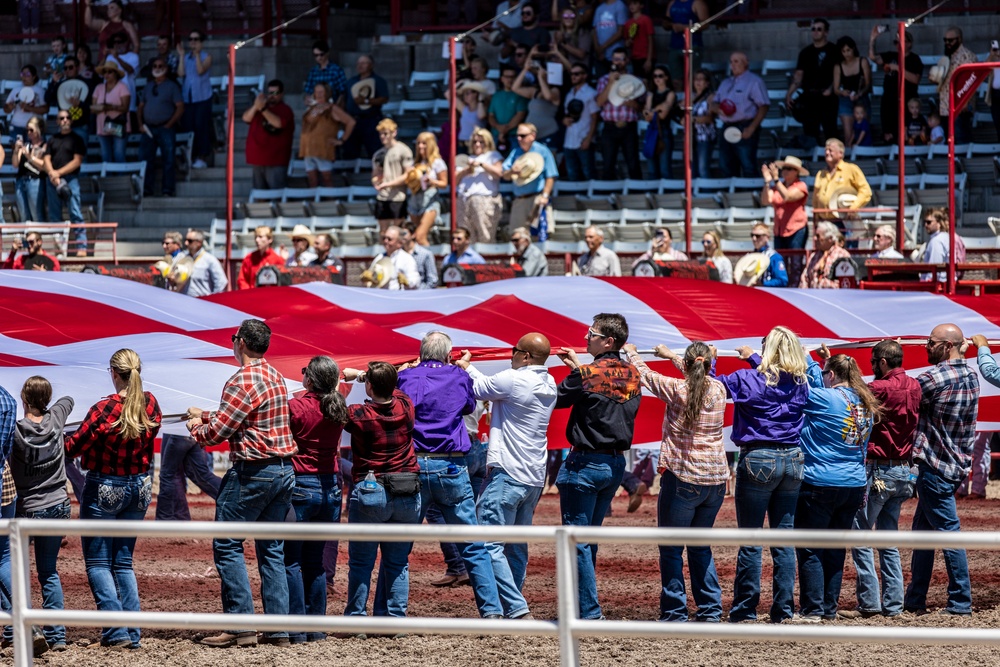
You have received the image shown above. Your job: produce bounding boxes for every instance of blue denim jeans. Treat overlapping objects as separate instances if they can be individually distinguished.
[81,471,153,646]
[693,138,713,179]
[140,125,177,195]
[44,174,85,253]
[213,460,294,638]
[657,470,725,622]
[428,438,488,577]
[285,473,341,642]
[155,433,221,521]
[98,134,126,163]
[774,226,808,288]
[730,446,803,623]
[718,126,761,178]
[412,455,501,617]
[556,450,627,620]
[794,482,866,618]
[0,499,15,641]
[851,462,913,615]
[649,134,674,180]
[182,98,213,159]
[17,499,71,646]
[904,462,972,614]
[563,147,595,181]
[345,482,421,617]
[15,176,43,222]
[476,466,543,617]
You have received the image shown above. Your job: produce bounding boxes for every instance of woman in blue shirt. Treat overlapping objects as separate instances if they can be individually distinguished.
[794,349,880,623]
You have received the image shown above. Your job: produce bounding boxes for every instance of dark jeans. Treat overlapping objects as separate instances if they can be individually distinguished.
[794,481,866,618]
[693,138,713,179]
[140,125,177,195]
[600,121,642,180]
[774,227,808,288]
[563,147,595,181]
[155,433,221,521]
[429,438,488,576]
[942,111,974,145]
[718,124,761,178]
[182,98,213,159]
[991,102,1000,143]
[799,91,839,146]
[341,113,383,160]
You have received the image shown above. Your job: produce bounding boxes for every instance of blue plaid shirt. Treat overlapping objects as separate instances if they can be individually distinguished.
[304,63,347,101]
[0,384,16,504]
[913,359,979,483]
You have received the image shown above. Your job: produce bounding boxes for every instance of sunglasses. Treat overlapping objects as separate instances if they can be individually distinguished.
[923,219,936,224]
[516,133,532,138]
[313,52,326,57]
[231,334,240,342]
[562,12,575,18]
[811,26,825,32]
[189,36,202,41]
[571,71,586,76]
[512,346,527,355]
[943,37,958,43]
[653,74,667,78]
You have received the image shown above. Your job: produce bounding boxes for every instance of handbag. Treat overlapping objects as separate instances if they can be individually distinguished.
[381,471,420,496]
[641,116,663,159]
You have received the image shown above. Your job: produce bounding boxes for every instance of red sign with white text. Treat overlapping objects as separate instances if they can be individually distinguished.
[951,67,988,115]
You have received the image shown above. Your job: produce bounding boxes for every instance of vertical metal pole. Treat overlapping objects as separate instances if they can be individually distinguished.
[683,27,693,256]
[555,528,579,667]
[225,44,237,282]
[896,21,906,253]
[449,37,458,235]
[10,522,32,667]
[947,83,956,295]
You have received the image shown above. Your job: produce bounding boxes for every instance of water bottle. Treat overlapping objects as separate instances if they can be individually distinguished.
[362,471,378,490]
[447,462,459,475]
[908,466,918,484]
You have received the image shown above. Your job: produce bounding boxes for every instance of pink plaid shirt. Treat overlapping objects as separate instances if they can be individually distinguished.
[596,74,640,123]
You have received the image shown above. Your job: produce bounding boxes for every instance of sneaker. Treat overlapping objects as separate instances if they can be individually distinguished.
[838,609,881,620]
[199,631,257,648]
[192,159,208,169]
[627,483,648,513]
[785,614,823,624]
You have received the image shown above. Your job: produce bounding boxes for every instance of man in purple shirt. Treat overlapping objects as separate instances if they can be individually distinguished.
[842,339,921,619]
[396,331,503,618]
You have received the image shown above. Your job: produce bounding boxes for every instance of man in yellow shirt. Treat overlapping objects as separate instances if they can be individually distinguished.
[812,138,872,228]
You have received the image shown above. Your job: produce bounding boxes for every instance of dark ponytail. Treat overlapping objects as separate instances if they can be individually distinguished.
[682,341,713,429]
[304,356,348,424]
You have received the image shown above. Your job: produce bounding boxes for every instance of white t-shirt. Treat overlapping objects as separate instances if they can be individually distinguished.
[563,84,598,149]
[110,51,141,111]
[5,85,45,128]
[458,150,502,198]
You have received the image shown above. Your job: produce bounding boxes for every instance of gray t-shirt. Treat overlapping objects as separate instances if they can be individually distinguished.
[11,396,73,512]
[140,77,183,127]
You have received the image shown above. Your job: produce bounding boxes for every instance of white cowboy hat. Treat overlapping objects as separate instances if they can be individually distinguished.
[607,75,646,107]
[512,152,545,187]
[928,56,950,85]
[351,78,376,110]
[773,155,809,176]
[828,186,859,219]
[57,79,89,109]
[723,126,743,144]
[457,80,490,97]
[290,224,314,244]
[733,252,769,286]
[17,86,35,105]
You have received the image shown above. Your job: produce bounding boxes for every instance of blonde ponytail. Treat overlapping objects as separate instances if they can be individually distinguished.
[110,349,158,440]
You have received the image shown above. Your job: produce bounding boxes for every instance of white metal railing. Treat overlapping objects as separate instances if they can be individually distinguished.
[4,520,1000,666]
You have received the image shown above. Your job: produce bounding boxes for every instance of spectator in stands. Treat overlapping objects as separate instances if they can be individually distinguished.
[4,65,48,140]
[456,127,504,245]
[851,104,873,147]
[503,122,558,234]
[43,36,69,85]
[833,36,871,147]
[106,34,140,127]
[92,59,130,163]
[493,0,523,47]
[178,229,228,296]
[869,27,922,144]
[920,207,963,283]
[489,66,529,152]
[552,5,592,66]
[140,36,180,79]
[510,226,548,276]
[46,56,93,147]
[801,221,853,289]
[938,27,977,144]
[457,36,479,80]
[18,0,40,43]
[465,57,497,102]
[401,226,438,289]
[4,231,60,271]
[237,226,284,289]
[624,0,655,76]
[592,0,628,76]
[444,227,486,265]
[43,112,87,256]
[928,111,944,145]
[579,226,622,276]
[872,224,904,259]
[762,155,809,286]
[84,0,139,59]
[700,230,732,283]
[407,132,449,246]
[786,18,839,149]
[299,82,355,188]
[562,62,599,181]
[644,65,677,180]
[371,119,414,233]
[812,138,872,229]
[304,40,347,106]
[690,68,716,178]
[502,2,551,59]
[138,58,184,197]
[343,55,389,160]
[905,97,929,146]
[243,79,295,191]
[595,48,643,179]
[310,233,345,274]
[178,30,213,170]
[635,227,688,268]
[13,116,48,223]
[713,52,768,178]
[77,44,98,89]
[513,47,561,147]
[989,42,1000,140]
[664,0,708,82]
[740,223,788,287]
[369,225,421,290]
[286,225,319,267]
[457,82,489,150]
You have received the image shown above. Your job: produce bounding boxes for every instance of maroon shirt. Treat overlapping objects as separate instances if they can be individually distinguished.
[867,367,921,461]
[344,389,419,483]
[246,101,295,167]
[289,391,343,475]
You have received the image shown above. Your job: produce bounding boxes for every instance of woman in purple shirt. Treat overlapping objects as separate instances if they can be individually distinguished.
[716,326,811,624]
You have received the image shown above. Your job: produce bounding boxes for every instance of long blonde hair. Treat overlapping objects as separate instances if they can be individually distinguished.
[110,348,158,440]
[415,131,442,165]
[702,230,724,259]
[758,326,809,387]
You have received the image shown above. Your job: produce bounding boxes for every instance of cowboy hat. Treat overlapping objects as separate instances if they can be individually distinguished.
[96,59,125,77]
[928,56,950,85]
[723,126,743,144]
[57,79,89,109]
[360,255,396,288]
[733,252,769,286]
[827,186,859,219]
[16,86,36,105]
[290,224,314,244]
[774,155,809,176]
[457,80,490,97]
[512,152,545,187]
[350,78,376,110]
[454,153,470,172]
[607,75,646,107]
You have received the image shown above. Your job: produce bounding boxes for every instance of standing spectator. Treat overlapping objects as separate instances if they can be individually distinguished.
[869,27,922,144]
[503,2,551,59]
[811,138,872,227]
[988,42,1000,140]
[903,324,978,617]
[700,230,732,283]
[938,27,977,144]
[84,0,139,59]
[920,207,963,283]
[456,82,488,149]
[342,55,389,160]
[623,341,728,623]
[4,66,48,139]
[664,0,708,82]
[18,0,40,42]
[371,119,414,233]
[299,82,356,188]
[721,327,810,624]
[552,5,592,66]
[311,233,345,274]
[13,116,48,223]
[905,98,929,146]
[77,44,98,89]
[554,313,640,620]
[65,349,161,649]
[176,229,228,296]
[513,47,562,147]
[285,226,318,267]
[643,65,676,180]
[407,132,449,246]
[464,57,497,103]
[106,34,140,126]
[138,58,184,197]
[46,56,93,147]
[713,52,768,178]
[851,104,873,147]
[595,48,644,179]
[92,59,130,163]
[177,30,213,170]
[444,227,486,265]
[623,0,654,76]
[488,66,529,152]
[592,0,628,75]
[579,226,622,276]
[786,18,839,148]
[833,36,871,146]
[503,123,558,233]
[304,40,347,106]
[510,226,548,276]
[140,36,180,78]
[3,231,60,271]
[563,63,599,181]
[762,156,809,286]
[367,225,421,290]
[236,226,284,289]
[632,226,687,265]
[243,80,295,191]
[187,319,297,648]
[800,221,853,289]
[455,128,504,244]
[690,68,716,178]
[43,112,87,255]
[43,36,69,85]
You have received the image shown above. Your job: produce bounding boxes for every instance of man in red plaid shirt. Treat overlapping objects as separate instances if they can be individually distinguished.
[186,319,297,649]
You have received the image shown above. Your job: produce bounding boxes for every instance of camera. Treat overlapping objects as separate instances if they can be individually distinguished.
[530,60,542,70]
[610,64,622,73]
[992,40,999,51]
[876,24,889,34]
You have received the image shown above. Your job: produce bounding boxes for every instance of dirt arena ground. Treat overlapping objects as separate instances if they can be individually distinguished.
[9,480,1000,666]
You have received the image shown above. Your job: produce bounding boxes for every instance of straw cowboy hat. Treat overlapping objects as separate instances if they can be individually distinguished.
[351,78,376,110]
[360,255,396,289]
[733,252,769,286]
[928,56,950,85]
[827,186,859,219]
[457,80,490,97]
[774,155,810,176]
[290,224,314,244]
[608,75,646,107]
[96,59,125,78]
[512,152,545,187]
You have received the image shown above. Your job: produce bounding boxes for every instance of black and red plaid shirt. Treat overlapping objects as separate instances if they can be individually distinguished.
[65,392,162,476]
[345,389,419,483]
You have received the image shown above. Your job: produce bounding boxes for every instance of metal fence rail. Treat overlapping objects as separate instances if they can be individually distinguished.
[4,519,1000,667]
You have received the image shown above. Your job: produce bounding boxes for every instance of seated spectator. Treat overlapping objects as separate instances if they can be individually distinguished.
[43,36,69,85]
[928,111,944,145]
[920,207,964,282]
[801,221,853,288]
[237,226,284,289]
[502,123,558,234]
[407,132,449,246]
[700,230,732,283]
[510,226,548,276]
[84,0,139,59]
[46,56,93,146]
[905,97,929,146]
[371,119,414,233]
[633,227,688,269]
[138,58,184,197]
[737,223,788,287]
[762,155,809,286]
[503,2,551,60]
[592,0,628,75]
[299,82,356,188]
[562,62,599,181]
[3,231,60,271]
[401,225,438,289]
[177,30,213,169]
[304,40,347,106]
[872,224,904,259]
[286,225,319,267]
[512,47,561,147]
[643,65,677,180]
[579,225,621,276]
[13,116,47,223]
[489,65,529,152]
[311,233,345,274]
[624,0,655,76]
[92,59,130,163]
[4,65,48,138]
[455,128,504,244]
[342,55,390,160]
[243,79,295,191]
[140,35,180,79]
[444,227,486,265]
[552,5,592,65]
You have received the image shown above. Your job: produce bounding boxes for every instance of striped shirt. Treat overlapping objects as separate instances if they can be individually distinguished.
[912,359,979,483]
[0,385,14,503]
[304,62,348,101]
[65,393,162,476]
[596,74,639,123]
[626,351,729,485]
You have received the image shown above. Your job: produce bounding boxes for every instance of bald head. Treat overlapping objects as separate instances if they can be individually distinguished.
[927,323,966,363]
[518,333,551,364]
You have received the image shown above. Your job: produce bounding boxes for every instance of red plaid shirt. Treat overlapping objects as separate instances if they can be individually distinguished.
[191,358,297,461]
[345,389,419,483]
[596,74,639,123]
[65,392,162,475]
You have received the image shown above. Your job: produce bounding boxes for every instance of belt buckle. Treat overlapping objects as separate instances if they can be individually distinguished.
[615,121,627,128]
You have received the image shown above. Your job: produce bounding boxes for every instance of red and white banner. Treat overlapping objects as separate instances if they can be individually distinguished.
[2,271,1000,446]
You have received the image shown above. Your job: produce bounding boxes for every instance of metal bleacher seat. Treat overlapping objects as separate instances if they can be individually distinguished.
[694,177,733,195]
[554,181,589,196]
[309,200,345,218]
[623,179,660,194]
[274,201,310,218]
[651,192,684,209]
[586,210,622,226]
[550,195,581,211]
[613,193,652,210]
[589,180,626,196]
[99,162,145,209]
[618,208,659,229]
[965,143,1000,187]
[578,196,614,211]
